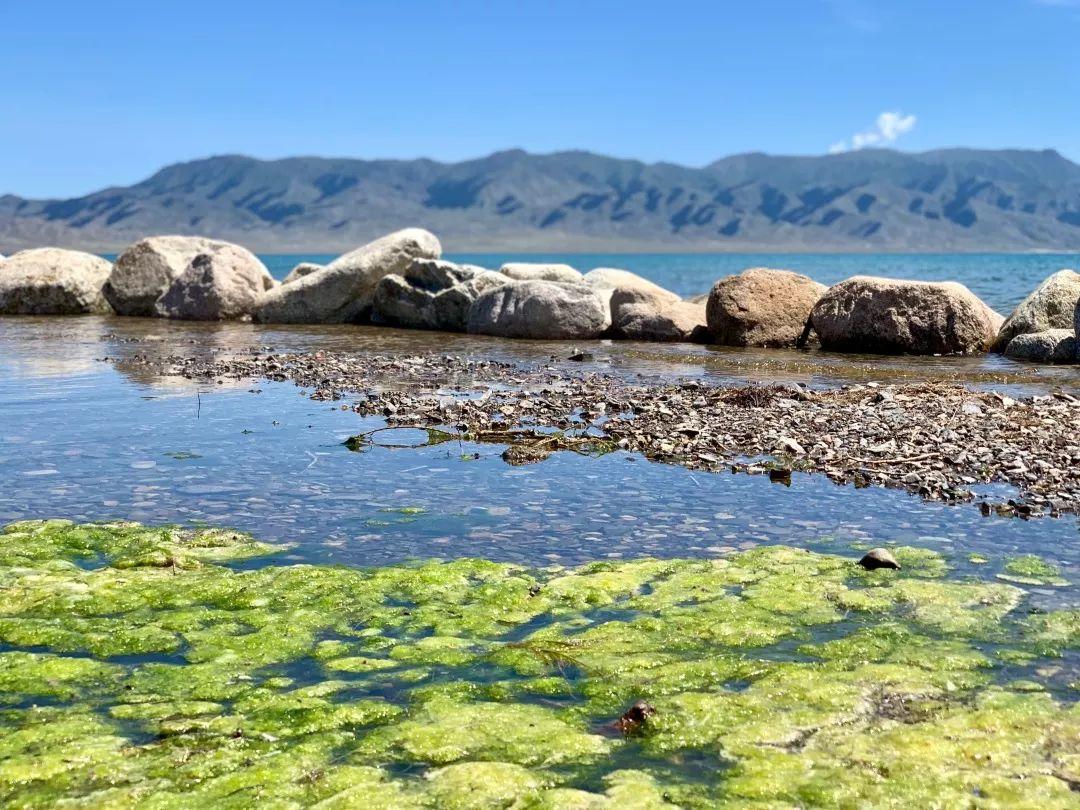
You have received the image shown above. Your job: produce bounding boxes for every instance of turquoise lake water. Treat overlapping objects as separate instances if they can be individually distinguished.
[258,252,1080,315]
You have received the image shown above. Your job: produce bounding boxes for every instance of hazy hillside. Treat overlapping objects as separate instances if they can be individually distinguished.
[3,148,1080,252]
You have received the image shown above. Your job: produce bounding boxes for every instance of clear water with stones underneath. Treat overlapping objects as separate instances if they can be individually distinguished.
[0,312,1076,612]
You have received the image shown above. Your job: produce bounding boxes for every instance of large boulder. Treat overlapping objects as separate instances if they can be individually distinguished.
[706,268,826,347]
[105,235,236,316]
[991,269,1080,352]
[0,248,112,315]
[610,288,706,342]
[373,258,507,332]
[1075,298,1080,361]
[499,262,582,284]
[1003,329,1077,363]
[806,276,1003,355]
[467,280,609,340]
[584,267,680,324]
[254,229,440,324]
[155,246,276,321]
[282,262,324,285]
[584,267,678,301]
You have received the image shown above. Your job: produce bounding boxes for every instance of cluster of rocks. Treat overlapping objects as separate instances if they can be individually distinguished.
[134,348,1080,516]
[2,228,1079,363]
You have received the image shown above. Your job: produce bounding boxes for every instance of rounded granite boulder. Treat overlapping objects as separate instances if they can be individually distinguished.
[807,276,1002,355]
[0,248,113,315]
[467,280,609,340]
[706,267,827,347]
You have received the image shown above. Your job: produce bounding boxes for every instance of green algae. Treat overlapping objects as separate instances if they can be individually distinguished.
[999,553,1069,586]
[0,520,1077,808]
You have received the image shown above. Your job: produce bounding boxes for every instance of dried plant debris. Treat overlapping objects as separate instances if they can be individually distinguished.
[0,520,1077,806]
[122,350,1080,517]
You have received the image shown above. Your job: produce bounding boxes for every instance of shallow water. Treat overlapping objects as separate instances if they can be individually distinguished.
[0,316,1076,608]
[255,251,1080,314]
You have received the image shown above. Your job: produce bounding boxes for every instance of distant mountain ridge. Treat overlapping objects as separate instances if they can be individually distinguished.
[3,148,1080,252]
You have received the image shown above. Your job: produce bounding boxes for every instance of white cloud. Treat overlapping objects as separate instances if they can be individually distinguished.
[829,111,917,154]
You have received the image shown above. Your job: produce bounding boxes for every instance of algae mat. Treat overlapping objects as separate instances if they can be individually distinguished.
[0,521,1078,808]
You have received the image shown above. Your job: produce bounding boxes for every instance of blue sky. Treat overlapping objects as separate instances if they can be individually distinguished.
[2,0,1078,197]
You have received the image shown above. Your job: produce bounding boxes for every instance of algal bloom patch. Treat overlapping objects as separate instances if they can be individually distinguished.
[0,520,1076,807]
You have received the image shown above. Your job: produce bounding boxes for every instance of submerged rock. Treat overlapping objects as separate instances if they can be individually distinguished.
[858,547,901,570]
[1003,329,1077,364]
[707,267,827,347]
[372,258,506,332]
[254,228,441,324]
[615,700,657,736]
[499,262,582,283]
[807,276,1002,355]
[155,247,277,321]
[467,280,609,340]
[105,235,238,316]
[282,262,324,285]
[0,248,113,315]
[992,268,1080,352]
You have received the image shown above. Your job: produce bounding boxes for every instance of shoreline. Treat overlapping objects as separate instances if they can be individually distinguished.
[120,347,1080,518]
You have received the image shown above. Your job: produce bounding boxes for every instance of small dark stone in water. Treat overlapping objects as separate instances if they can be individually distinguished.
[858,548,901,571]
[980,502,992,517]
[768,468,792,486]
[568,352,594,362]
[615,700,656,736]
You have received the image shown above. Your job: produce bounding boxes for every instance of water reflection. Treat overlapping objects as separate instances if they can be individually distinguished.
[1,314,1077,394]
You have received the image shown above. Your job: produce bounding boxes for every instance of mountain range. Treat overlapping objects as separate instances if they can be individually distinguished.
[3,148,1080,253]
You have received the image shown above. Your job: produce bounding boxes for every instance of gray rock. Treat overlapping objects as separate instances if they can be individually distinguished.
[808,276,1002,355]
[105,235,236,316]
[282,262,324,285]
[372,259,506,332]
[0,248,113,315]
[992,269,1080,352]
[155,246,276,321]
[254,228,440,324]
[499,262,582,283]
[707,267,827,347]
[1003,329,1077,363]
[1076,298,1080,361]
[468,280,609,340]
[585,267,680,325]
[610,288,706,342]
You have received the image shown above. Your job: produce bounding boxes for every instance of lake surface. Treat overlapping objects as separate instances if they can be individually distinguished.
[0,315,1076,610]
[256,252,1080,314]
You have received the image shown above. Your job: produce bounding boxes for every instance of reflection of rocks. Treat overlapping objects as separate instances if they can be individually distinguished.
[807,276,1002,355]
[992,269,1080,352]
[105,235,240,316]
[155,247,276,321]
[0,248,112,315]
[372,259,506,332]
[468,280,609,340]
[707,268,826,347]
[499,262,582,283]
[255,228,441,324]
[1004,330,1077,364]
[0,316,107,377]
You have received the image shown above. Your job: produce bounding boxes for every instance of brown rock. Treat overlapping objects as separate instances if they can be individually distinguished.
[706,268,827,347]
[807,276,1002,355]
